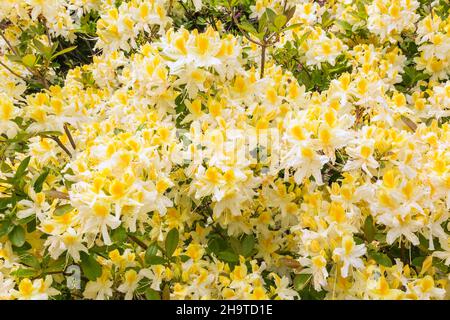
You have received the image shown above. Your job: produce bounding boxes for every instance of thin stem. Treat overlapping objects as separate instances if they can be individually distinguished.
[267,30,279,44]
[0,31,19,56]
[354,105,364,128]
[179,1,193,19]
[292,57,311,79]
[64,123,76,150]
[43,135,72,157]
[44,190,70,200]
[326,162,342,172]
[167,0,174,16]
[242,30,264,46]
[260,43,267,78]
[32,270,63,280]
[231,11,264,46]
[53,136,72,157]
[400,238,407,264]
[128,234,148,250]
[279,257,301,269]
[83,37,95,57]
[0,60,29,82]
[37,69,49,89]
[41,17,52,46]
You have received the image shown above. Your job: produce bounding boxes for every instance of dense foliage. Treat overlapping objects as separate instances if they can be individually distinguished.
[0,0,449,300]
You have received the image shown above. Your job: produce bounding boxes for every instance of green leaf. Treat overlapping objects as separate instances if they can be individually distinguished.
[45,256,66,273]
[13,241,31,252]
[6,54,22,63]
[258,11,268,33]
[12,267,38,278]
[145,255,166,265]
[294,274,311,291]
[369,251,393,267]
[145,288,161,300]
[80,251,102,281]
[27,219,36,233]
[321,11,333,28]
[337,20,352,32]
[282,23,303,31]
[274,15,287,30]
[239,22,257,35]
[328,62,351,75]
[356,0,368,18]
[33,169,49,192]
[37,131,63,137]
[412,256,426,268]
[145,243,159,262]
[111,226,127,243]
[22,54,37,68]
[14,156,31,180]
[165,228,179,257]
[241,234,255,257]
[364,215,375,242]
[374,232,386,243]
[297,30,311,46]
[19,253,40,269]
[179,255,190,262]
[300,286,326,300]
[217,250,239,263]
[264,8,277,22]
[284,5,297,21]
[33,39,52,59]
[50,46,77,61]
[229,237,242,255]
[162,284,170,300]
[207,238,223,255]
[54,204,73,216]
[17,214,35,225]
[0,220,13,237]
[433,259,448,273]
[9,225,25,247]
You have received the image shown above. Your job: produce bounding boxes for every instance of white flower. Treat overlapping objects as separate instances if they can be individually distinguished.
[283,144,329,185]
[299,255,329,291]
[333,236,366,278]
[343,139,378,177]
[17,189,52,220]
[83,271,114,300]
[118,269,142,300]
[271,273,299,300]
[0,274,15,300]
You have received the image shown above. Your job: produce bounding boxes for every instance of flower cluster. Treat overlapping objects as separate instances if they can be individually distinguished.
[0,0,449,300]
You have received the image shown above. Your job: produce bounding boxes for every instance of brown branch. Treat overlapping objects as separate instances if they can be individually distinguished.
[128,234,148,250]
[231,14,264,46]
[279,257,302,270]
[0,31,19,56]
[35,68,49,89]
[39,15,52,47]
[167,0,174,16]
[241,30,265,46]
[64,123,76,150]
[0,60,29,82]
[52,136,72,157]
[44,190,70,200]
[42,135,72,157]
[260,43,267,78]
[401,115,417,132]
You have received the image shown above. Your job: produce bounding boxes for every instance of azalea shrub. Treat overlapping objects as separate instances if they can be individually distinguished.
[0,0,450,300]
